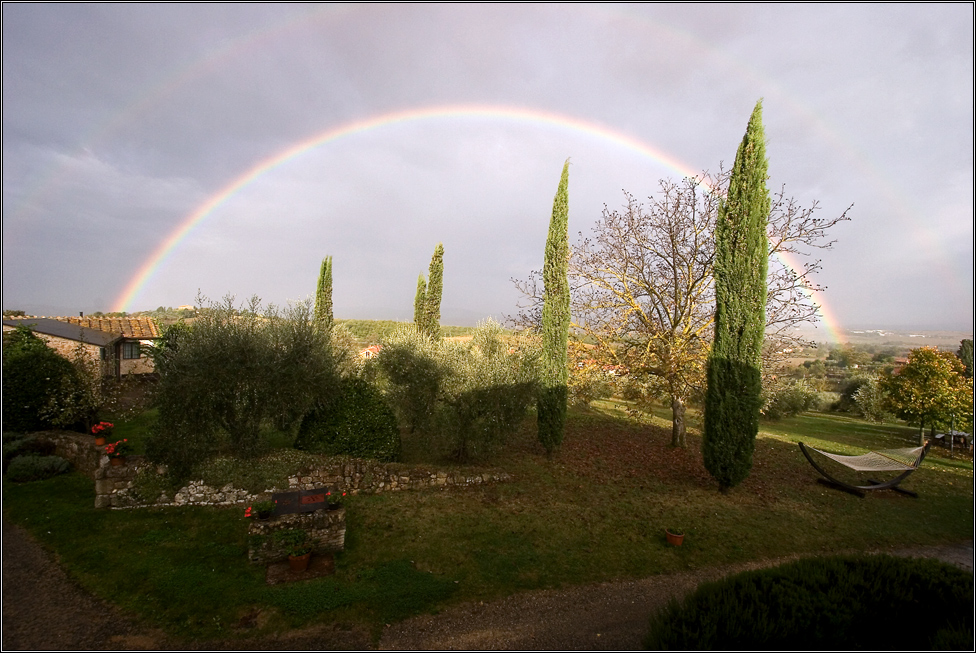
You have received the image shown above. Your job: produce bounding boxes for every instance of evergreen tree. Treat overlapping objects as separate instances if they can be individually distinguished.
[538,159,571,456]
[421,243,444,339]
[414,274,427,328]
[703,101,770,491]
[314,256,334,332]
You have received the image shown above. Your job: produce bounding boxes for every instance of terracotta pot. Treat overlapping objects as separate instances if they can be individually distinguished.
[94,436,107,446]
[665,529,684,546]
[110,457,124,467]
[289,552,311,572]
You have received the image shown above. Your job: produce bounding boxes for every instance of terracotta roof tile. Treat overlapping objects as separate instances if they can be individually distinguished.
[54,317,162,338]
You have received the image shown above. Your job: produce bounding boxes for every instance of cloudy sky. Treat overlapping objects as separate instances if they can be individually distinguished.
[3,4,972,335]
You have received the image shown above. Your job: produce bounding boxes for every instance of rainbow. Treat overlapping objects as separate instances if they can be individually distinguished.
[112,103,842,342]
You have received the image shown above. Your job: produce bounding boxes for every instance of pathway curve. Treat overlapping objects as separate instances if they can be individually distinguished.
[3,517,971,650]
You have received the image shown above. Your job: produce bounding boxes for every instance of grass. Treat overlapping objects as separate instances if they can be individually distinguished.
[3,403,972,642]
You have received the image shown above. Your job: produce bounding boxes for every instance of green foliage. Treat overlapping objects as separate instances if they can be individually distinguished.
[538,159,571,455]
[958,339,973,379]
[644,555,973,650]
[881,347,973,440]
[414,274,427,327]
[851,376,892,423]
[5,454,71,482]
[2,434,56,472]
[295,377,401,462]
[2,325,85,432]
[274,528,312,556]
[761,379,820,420]
[377,320,539,461]
[703,101,769,491]
[314,256,334,333]
[191,449,324,494]
[418,243,445,339]
[146,295,339,481]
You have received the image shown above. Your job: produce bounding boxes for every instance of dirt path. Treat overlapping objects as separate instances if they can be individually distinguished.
[3,518,971,651]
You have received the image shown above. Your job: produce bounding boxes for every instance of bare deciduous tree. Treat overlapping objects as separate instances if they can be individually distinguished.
[512,170,851,446]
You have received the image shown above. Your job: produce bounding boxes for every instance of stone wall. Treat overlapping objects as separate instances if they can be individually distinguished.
[246,508,346,564]
[40,431,102,478]
[33,432,512,509]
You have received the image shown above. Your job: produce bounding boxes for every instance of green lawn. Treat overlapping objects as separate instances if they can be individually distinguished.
[3,405,972,642]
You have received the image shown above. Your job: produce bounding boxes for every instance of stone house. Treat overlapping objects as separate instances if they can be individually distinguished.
[2,316,162,378]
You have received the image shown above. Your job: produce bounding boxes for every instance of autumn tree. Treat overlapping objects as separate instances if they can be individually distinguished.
[514,168,849,447]
[538,160,571,455]
[882,347,973,444]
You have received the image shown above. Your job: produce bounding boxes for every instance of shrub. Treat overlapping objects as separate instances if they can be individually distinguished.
[2,326,84,432]
[852,376,892,422]
[2,435,56,473]
[295,377,401,462]
[146,295,340,481]
[761,379,820,420]
[644,555,973,650]
[5,455,71,482]
[376,320,539,462]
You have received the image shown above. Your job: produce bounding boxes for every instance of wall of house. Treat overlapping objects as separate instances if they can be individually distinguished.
[118,347,155,375]
[1,327,113,377]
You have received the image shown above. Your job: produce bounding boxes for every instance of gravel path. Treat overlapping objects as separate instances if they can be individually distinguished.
[3,517,972,651]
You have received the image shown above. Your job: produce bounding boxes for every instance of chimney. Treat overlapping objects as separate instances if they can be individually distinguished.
[80,311,84,318]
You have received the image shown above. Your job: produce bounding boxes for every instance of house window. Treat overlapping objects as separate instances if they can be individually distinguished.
[122,341,141,359]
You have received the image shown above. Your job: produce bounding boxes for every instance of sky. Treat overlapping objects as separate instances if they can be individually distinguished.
[3,4,973,337]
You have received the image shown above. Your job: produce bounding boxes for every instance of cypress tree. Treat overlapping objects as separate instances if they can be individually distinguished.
[422,243,444,339]
[703,101,770,491]
[314,256,334,333]
[413,274,427,329]
[538,159,571,456]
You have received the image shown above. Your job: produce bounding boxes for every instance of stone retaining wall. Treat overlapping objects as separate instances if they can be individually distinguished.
[30,431,512,509]
[246,508,346,564]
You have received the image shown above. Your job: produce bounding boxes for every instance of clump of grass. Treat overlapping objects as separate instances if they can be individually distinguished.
[644,555,974,650]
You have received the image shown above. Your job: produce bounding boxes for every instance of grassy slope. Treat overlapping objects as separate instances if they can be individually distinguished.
[3,403,972,641]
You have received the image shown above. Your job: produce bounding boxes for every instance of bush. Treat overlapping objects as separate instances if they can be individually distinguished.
[2,326,84,432]
[2,435,56,473]
[295,378,401,462]
[146,295,340,481]
[761,379,820,420]
[5,455,71,482]
[644,555,973,650]
[376,320,539,462]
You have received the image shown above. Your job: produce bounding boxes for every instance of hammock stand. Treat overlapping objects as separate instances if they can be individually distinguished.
[798,441,930,498]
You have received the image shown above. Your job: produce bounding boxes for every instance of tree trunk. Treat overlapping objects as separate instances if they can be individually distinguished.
[671,395,686,447]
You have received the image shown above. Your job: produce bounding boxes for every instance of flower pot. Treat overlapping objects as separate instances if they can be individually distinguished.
[94,437,107,446]
[110,457,124,467]
[289,552,311,572]
[257,512,273,521]
[665,529,684,546]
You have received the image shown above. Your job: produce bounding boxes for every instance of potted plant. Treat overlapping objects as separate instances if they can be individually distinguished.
[91,421,114,446]
[103,439,132,466]
[665,528,685,547]
[325,489,346,509]
[276,529,313,572]
[245,499,277,520]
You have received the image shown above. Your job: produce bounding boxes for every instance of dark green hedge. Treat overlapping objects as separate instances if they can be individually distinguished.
[645,554,973,650]
[2,327,81,432]
[294,378,401,462]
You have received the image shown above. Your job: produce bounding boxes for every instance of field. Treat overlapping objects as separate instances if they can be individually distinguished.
[3,402,972,642]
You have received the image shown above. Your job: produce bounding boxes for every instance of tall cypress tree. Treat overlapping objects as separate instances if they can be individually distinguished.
[703,101,770,491]
[314,256,333,333]
[413,274,427,329]
[538,159,571,456]
[421,243,444,339]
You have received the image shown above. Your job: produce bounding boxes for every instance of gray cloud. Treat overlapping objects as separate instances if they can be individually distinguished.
[2,4,972,332]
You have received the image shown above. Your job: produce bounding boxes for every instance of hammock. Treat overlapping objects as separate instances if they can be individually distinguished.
[798,441,930,498]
